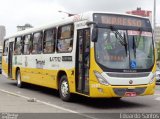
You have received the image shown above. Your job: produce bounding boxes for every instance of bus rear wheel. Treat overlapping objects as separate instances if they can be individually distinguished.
[59,75,72,101]
[16,70,23,88]
[111,97,122,101]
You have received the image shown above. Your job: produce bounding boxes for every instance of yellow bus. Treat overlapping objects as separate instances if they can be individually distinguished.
[2,12,156,101]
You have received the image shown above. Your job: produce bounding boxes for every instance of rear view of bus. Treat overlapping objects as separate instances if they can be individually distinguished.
[89,13,155,98]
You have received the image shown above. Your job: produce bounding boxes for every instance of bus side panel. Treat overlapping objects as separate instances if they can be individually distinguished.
[12,52,76,92]
[12,66,16,80]
[21,68,44,86]
[41,69,58,89]
[17,54,72,90]
[2,56,8,77]
[39,53,76,92]
[19,67,76,91]
[20,67,58,89]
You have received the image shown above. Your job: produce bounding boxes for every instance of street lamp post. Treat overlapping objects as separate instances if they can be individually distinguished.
[153,0,156,41]
[58,10,75,17]
[154,0,156,30]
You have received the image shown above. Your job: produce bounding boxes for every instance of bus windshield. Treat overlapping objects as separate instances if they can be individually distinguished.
[95,28,154,70]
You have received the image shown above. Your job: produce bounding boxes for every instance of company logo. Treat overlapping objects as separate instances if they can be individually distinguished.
[129,80,133,84]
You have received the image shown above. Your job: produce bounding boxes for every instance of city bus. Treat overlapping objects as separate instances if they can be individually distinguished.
[2,11,156,101]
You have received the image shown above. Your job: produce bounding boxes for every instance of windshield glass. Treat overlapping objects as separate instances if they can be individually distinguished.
[95,28,154,70]
[128,30,154,69]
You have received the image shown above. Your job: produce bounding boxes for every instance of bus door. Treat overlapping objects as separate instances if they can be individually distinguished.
[76,28,90,94]
[8,42,14,78]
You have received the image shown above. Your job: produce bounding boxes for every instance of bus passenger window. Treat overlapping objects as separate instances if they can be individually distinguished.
[43,29,56,53]
[57,24,74,53]
[14,37,22,55]
[32,32,43,54]
[23,35,32,55]
[3,40,9,56]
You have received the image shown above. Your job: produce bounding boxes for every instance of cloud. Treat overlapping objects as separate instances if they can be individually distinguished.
[0,0,66,35]
[57,0,153,13]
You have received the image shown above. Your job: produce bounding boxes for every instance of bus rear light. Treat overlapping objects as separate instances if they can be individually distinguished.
[94,71,109,85]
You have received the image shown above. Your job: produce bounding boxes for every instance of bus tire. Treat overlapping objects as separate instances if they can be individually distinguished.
[111,97,122,100]
[59,75,72,101]
[16,70,23,88]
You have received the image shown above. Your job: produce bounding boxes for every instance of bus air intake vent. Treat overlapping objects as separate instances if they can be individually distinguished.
[106,73,150,78]
[113,87,146,96]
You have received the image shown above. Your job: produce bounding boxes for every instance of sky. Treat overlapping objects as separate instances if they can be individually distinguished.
[0,0,159,36]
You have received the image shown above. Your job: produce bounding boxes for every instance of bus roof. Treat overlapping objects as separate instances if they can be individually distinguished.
[5,11,150,39]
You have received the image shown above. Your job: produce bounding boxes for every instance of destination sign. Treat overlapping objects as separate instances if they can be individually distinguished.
[101,16,142,27]
[94,14,151,28]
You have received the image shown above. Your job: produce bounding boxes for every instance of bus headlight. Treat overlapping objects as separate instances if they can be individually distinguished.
[149,72,156,84]
[94,71,109,85]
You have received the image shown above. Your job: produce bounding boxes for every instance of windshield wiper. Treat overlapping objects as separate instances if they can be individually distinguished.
[133,36,136,58]
[110,26,127,46]
[123,33,128,56]
[136,29,142,47]
[114,31,126,46]
[114,30,128,56]
[133,29,142,58]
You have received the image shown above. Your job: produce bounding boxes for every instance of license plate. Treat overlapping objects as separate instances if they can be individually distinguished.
[125,92,137,97]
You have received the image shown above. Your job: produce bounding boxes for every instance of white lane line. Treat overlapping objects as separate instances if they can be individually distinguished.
[154,93,160,101]
[0,88,98,119]
[154,93,160,96]
[155,97,160,101]
[0,89,31,99]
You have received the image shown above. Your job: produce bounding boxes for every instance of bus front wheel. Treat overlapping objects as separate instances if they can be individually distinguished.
[59,75,72,101]
[16,70,23,88]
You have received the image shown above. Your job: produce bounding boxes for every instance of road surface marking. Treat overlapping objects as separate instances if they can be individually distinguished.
[154,93,160,96]
[155,97,160,101]
[0,88,98,119]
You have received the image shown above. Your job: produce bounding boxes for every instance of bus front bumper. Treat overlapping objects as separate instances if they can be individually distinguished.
[89,81,156,98]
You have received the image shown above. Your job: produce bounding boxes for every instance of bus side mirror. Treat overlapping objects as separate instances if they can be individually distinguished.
[92,28,98,42]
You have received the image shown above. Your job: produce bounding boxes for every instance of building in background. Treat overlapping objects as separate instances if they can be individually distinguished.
[126,7,152,26]
[17,24,33,31]
[126,7,152,17]
[0,25,6,46]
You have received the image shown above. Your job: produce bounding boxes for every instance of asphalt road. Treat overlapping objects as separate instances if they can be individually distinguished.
[0,75,160,119]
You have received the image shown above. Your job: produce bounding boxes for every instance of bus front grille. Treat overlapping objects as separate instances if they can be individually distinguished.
[107,73,150,78]
[113,87,147,96]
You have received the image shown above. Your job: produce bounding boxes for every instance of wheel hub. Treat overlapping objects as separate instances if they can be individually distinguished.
[61,80,69,97]
[17,73,21,85]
